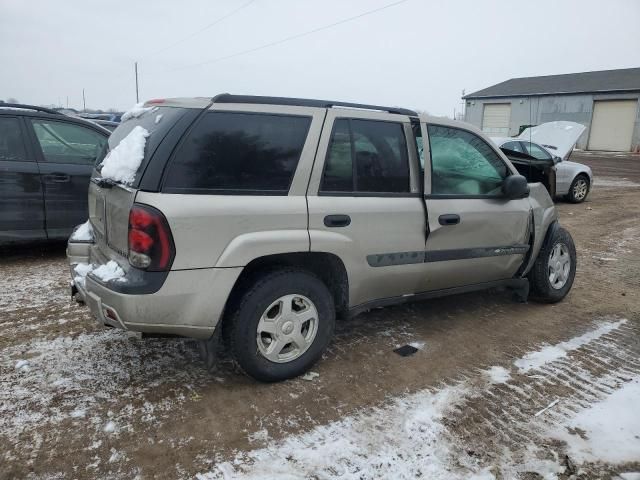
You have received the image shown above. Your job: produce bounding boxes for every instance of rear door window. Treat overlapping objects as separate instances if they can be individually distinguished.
[0,117,28,161]
[321,118,410,194]
[30,119,107,165]
[163,112,311,194]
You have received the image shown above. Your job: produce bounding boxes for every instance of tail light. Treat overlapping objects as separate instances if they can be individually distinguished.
[128,204,175,271]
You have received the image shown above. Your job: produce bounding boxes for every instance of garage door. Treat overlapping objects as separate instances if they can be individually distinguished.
[482,103,511,136]
[588,100,638,151]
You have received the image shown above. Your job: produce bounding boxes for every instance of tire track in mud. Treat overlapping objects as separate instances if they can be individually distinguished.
[197,317,640,479]
[419,318,640,479]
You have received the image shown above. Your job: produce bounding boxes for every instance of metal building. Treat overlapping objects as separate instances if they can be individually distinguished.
[463,68,640,152]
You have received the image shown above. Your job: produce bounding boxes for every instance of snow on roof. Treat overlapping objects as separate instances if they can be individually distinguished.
[121,102,155,122]
[99,125,149,185]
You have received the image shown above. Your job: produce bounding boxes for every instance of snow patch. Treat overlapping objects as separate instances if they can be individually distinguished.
[100,125,149,185]
[15,360,30,371]
[70,408,86,418]
[70,220,93,241]
[409,341,426,350]
[73,262,94,288]
[594,177,640,188]
[73,260,125,287]
[92,261,125,283]
[247,428,269,443]
[514,319,627,372]
[484,366,511,384]
[121,102,153,122]
[196,383,482,479]
[619,474,640,480]
[550,376,640,464]
[103,421,116,433]
[301,371,319,381]
[154,114,163,124]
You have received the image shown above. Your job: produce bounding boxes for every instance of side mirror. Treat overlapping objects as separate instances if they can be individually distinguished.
[553,155,562,164]
[502,174,530,199]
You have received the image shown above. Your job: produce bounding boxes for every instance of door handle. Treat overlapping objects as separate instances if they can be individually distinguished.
[438,214,460,226]
[46,173,71,183]
[324,214,351,228]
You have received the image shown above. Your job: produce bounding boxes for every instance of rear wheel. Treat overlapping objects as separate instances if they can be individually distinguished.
[225,269,335,382]
[528,226,576,303]
[566,174,590,203]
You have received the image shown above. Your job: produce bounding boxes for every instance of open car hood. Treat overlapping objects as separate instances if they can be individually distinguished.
[517,121,586,160]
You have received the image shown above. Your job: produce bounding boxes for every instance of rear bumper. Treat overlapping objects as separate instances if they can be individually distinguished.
[67,240,242,339]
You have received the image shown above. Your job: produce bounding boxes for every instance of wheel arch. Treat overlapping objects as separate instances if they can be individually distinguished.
[221,251,350,325]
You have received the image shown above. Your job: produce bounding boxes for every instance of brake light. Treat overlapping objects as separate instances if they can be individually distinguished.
[145,98,166,105]
[128,204,175,271]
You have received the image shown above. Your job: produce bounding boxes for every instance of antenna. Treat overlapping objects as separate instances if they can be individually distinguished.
[135,62,139,103]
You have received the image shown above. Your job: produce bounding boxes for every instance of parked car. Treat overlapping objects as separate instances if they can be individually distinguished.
[0,104,110,244]
[492,121,593,203]
[68,95,576,382]
[88,119,119,131]
[77,112,123,123]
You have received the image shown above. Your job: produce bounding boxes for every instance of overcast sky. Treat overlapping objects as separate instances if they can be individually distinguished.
[1,0,639,116]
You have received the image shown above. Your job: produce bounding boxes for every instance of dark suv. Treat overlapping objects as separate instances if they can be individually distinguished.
[0,104,110,245]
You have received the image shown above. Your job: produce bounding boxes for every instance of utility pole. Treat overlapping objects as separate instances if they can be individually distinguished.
[66,96,69,108]
[82,89,86,112]
[135,62,139,103]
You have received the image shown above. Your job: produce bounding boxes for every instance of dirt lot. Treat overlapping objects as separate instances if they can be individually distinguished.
[1,152,639,479]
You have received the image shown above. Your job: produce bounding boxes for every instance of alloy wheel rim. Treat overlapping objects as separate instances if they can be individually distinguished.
[548,242,571,290]
[573,179,588,200]
[256,294,319,363]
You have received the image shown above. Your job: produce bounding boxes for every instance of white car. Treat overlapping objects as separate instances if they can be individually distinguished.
[492,122,593,203]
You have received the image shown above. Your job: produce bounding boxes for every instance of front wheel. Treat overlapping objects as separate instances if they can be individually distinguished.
[528,226,576,303]
[566,174,590,203]
[225,269,335,382]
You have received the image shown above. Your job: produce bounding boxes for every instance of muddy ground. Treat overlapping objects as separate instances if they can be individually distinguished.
[1,151,639,479]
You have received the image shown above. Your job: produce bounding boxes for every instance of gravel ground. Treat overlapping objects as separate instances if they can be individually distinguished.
[1,152,639,479]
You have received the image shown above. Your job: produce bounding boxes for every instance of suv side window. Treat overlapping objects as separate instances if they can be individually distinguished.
[321,118,410,194]
[522,142,552,160]
[30,119,107,165]
[164,112,311,194]
[0,117,28,161]
[427,125,508,196]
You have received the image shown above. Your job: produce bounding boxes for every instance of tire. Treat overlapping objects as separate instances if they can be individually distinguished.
[566,174,590,203]
[225,269,335,382]
[528,226,576,303]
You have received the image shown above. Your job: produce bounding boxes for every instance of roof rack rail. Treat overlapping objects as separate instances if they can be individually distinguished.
[212,94,418,116]
[0,103,63,116]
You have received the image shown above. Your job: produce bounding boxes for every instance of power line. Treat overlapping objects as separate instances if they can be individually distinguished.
[142,0,257,59]
[168,0,411,72]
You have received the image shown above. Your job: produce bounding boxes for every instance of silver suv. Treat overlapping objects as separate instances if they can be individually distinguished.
[67,95,576,382]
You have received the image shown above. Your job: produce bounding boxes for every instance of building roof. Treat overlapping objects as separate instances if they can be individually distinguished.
[464,67,640,99]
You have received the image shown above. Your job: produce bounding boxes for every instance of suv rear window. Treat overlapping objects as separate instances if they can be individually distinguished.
[162,112,311,194]
[105,105,189,187]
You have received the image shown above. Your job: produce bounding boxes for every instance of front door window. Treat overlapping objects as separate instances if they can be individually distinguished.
[427,125,508,196]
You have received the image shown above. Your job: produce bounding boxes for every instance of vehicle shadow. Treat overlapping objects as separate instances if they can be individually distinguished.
[0,240,67,262]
